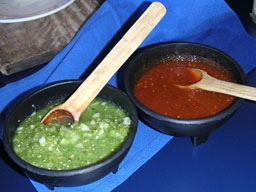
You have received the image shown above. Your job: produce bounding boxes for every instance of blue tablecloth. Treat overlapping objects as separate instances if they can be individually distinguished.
[1,0,256,191]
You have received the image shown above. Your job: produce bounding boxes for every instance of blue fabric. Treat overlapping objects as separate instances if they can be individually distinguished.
[1,0,256,191]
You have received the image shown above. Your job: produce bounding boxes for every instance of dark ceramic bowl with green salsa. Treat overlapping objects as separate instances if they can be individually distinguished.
[3,80,138,188]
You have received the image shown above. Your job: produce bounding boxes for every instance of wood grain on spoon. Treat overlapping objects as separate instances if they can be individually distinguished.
[182,68,256,102]
[41,2,167,124]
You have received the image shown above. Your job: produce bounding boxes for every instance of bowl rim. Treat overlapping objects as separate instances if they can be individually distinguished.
[3,80,138,177]
[124,41,246,125]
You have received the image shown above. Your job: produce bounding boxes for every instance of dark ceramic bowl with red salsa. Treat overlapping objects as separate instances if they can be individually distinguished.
[124,42,246,146]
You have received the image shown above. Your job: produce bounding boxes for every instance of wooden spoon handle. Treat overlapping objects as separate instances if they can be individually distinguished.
[193,72,256,102]
[62,2,166,121]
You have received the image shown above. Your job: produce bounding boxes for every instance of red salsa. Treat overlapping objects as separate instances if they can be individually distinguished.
[134,60,235,119]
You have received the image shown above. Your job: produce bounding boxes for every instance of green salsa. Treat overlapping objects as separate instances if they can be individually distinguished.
[13,98,131,170]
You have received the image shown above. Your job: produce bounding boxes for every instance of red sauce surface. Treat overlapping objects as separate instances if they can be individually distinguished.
[134,60,235,119]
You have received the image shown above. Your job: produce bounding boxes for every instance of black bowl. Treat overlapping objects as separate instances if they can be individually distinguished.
[124,42,246,146]
[3,80,138,188]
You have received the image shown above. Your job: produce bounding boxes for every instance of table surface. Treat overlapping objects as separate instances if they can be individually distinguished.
[0,0,100,75]
[1,0,254,76]
[1,67,256,192]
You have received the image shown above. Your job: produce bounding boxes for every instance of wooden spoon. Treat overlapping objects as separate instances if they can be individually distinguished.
[181,68,256,102]
[41,2,167,124]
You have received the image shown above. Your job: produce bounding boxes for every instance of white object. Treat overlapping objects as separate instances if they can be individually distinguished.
[253,0,256,15]
[0,0,75,23]
[39,136,46,146]
[251,0,256,23]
